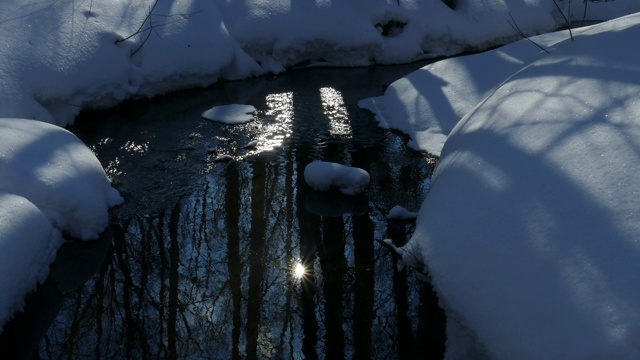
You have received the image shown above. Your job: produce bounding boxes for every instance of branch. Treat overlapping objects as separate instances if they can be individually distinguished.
[552,0,574,41]
[115,0,159,45]
[506,13,550,54]
[114,0,202,57]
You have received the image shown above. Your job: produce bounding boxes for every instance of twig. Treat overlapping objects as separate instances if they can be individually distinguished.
[552,0,574,41]
[114,0,202,57]
[506,13,549,53]
[115,0,159,44]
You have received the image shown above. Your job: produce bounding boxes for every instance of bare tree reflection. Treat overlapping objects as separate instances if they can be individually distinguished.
[31,65,445,360]
[225,162,242,359]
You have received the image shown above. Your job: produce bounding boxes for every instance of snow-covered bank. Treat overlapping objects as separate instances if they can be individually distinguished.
[379,13,640,359]
[1,0,639,127]
[0,194,63,333]
[0,119,123,331]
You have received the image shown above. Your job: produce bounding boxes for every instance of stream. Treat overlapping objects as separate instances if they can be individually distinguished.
[1,63,445,359]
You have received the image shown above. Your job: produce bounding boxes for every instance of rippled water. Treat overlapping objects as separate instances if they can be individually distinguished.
[1,64,445,359]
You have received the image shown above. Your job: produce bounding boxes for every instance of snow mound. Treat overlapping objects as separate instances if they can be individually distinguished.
[403,13,640,359]
[304,161,370,196]
[201,104,256,124]
[0,193,63,332]
[0,119,123,240]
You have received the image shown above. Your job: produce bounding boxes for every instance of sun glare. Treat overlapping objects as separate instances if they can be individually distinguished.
[293,262,306,279]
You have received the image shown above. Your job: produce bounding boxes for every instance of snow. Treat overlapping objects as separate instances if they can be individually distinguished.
[0,0,639,355]
[2,0,638,127]
[201,104,256,124]
[389,13,640,360]
[357,31,564,155]
[304,161,370,196]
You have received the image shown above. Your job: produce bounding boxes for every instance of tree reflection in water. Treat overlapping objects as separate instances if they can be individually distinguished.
[31,65,445,359]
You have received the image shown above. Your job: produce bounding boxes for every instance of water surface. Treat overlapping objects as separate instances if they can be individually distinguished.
[2,64,445,359]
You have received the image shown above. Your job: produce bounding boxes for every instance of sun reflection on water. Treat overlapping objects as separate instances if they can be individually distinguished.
[293,262,306,279]
[319,87,351,137]
[253,92,294,153]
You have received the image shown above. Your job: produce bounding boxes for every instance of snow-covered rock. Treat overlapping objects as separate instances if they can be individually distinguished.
[304,161,370,196]
[201,104,256,124]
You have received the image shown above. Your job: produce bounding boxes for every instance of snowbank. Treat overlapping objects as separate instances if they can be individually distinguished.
[0,119,123,240]
[2,0,639,127]
[0,0,261,126]
[397,13,640,359]
[358,30,570,155]
[0,118,122,332]
[0,193,63,332]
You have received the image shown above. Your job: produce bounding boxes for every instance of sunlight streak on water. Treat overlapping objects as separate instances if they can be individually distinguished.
[254,92,294,153]
[121,140,149,154]
[320,87,351,137]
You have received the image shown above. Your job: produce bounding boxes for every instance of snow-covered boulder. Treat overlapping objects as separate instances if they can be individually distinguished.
[304,161,370,196]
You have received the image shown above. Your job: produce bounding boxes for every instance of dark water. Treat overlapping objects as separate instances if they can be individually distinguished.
[1,64,445,359]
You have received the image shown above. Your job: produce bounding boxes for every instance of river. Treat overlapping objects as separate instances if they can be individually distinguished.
[1,62,445,359]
